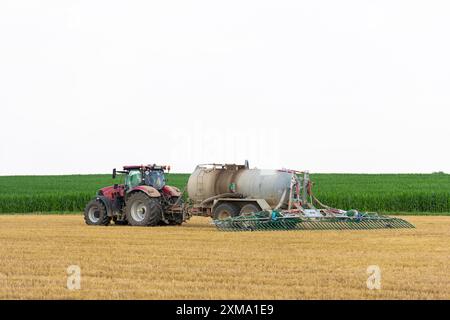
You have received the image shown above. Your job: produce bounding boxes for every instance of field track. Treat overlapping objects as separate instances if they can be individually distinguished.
[0,215,449,299]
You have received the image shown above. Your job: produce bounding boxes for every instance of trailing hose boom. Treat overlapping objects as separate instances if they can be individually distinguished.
[188,163,415,232]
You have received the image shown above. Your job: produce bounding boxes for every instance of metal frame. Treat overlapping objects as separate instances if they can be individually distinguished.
[210,170,415,231]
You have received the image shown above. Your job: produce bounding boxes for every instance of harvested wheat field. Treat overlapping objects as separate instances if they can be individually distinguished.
[0,215,449,300]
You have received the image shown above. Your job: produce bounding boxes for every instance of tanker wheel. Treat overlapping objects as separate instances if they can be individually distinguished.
[125,192,162,226]
[213,203,240,220]
[84,199,111,226]
[240,203,261,216]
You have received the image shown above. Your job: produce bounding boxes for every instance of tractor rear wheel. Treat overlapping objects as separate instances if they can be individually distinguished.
[84,199,111,226]
[125,192,162,226]
[213,203,240,220]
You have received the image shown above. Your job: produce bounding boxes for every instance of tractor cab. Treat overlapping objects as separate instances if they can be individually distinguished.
[117,165,169,191]
[142,169,165,189]
[124,170,142,189]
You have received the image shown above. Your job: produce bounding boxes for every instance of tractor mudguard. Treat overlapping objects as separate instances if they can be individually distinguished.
[129,185,161,198]
[162,185,182,197]
[95,196,114,217]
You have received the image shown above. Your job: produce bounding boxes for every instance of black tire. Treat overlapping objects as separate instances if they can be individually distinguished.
[213,203,240,220]
[84,199,111,226]
[239,203,261,216]
[125,192,162,226]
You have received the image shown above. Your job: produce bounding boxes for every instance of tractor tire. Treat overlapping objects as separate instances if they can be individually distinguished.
[239,203,261,216]
[84,199,111,226]
[125,192,162,226]
[213,203,240,220]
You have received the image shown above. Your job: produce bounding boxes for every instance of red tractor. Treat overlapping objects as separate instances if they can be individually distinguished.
[84,165,186,226]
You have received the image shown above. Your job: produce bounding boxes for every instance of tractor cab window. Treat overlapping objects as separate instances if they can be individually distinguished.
[125,170,142,189]
[144,170,166,190]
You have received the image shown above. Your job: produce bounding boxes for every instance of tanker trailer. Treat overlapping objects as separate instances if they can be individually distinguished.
[186,162,309,220]
[186,161,414,231]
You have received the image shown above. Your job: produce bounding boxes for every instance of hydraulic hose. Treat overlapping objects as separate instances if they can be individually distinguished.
[199,193,243,206]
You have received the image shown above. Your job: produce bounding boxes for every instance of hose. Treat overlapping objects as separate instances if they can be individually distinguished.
[274,188,288,210]
[199,193,243,206]
[173,186,187,206]
[311,194,331,209]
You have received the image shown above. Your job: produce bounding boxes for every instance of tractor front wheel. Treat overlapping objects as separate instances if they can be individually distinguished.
[125,192,162,226]
[84,199,111,226]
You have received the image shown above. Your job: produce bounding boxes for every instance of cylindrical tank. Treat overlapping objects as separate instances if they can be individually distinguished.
[187,164,292,207]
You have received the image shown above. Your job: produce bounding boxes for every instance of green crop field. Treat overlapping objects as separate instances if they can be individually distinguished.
[0,173,449,214]
[0,174,189,213]
[311,174,450,214]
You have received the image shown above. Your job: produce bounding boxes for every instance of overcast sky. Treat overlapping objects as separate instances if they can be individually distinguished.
[0,0,449,175]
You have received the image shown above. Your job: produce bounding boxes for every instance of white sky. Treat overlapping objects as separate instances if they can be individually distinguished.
[0,0,449,175]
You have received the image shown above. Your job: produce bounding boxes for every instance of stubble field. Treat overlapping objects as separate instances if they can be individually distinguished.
[0,215,449,300]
